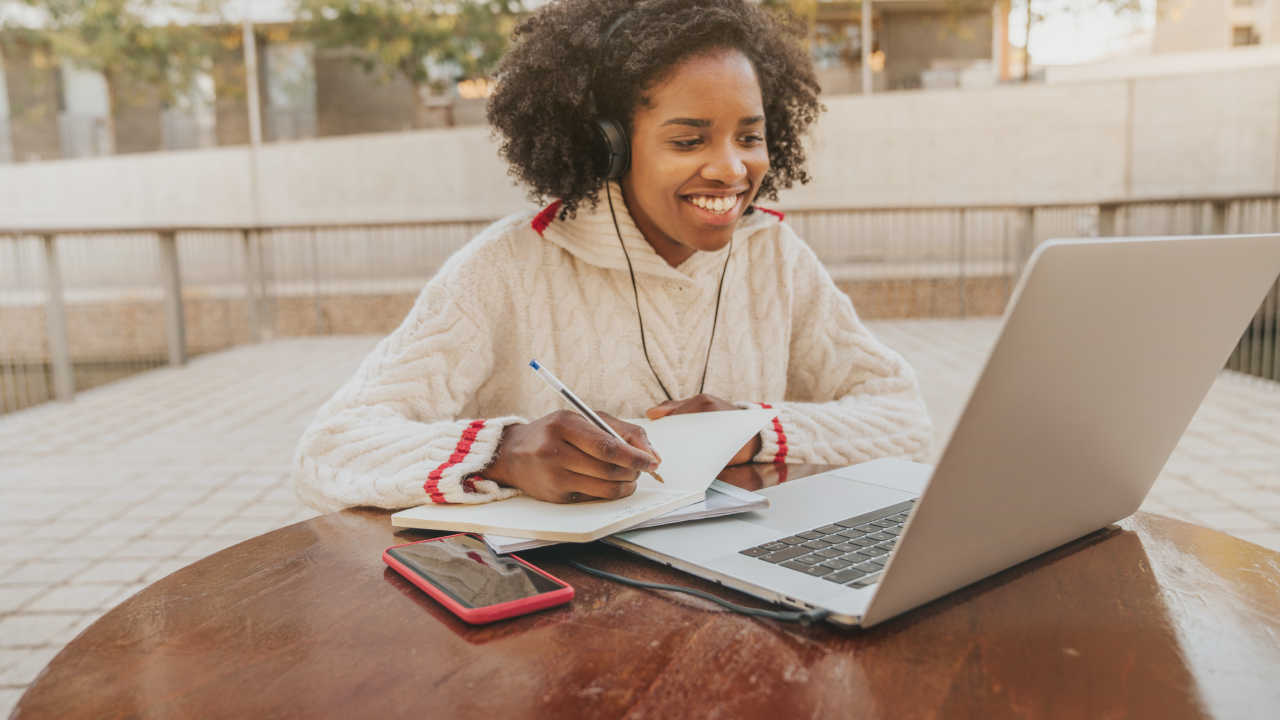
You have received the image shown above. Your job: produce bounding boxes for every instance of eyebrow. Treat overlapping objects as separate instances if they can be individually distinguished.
[659,115,766,128]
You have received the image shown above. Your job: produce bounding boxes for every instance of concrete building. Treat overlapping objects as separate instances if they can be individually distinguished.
[0,4,1007,164]
[812,0,1008,94]
[1155,0,1280,52]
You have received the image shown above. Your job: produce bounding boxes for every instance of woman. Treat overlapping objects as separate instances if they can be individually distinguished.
[292,0,931,512]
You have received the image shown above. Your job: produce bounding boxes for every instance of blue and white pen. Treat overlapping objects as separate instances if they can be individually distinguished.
[528,359,665,483]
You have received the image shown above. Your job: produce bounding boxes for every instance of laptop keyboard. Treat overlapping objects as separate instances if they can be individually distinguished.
[738,500,915,589]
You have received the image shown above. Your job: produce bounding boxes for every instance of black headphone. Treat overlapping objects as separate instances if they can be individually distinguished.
[592,12,633,179]
[593,6,729,403]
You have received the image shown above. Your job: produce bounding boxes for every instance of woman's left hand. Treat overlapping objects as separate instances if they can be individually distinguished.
[645,394,763,466]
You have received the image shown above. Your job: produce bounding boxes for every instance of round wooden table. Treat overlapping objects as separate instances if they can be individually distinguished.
[14,464,1280,719]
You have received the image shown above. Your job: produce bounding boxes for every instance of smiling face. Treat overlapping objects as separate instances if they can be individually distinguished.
[620,49,770,267]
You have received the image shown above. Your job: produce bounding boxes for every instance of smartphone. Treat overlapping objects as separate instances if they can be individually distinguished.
[383,534,574,624]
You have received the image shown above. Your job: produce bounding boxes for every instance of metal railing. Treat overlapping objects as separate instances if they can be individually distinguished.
[2,198,1278,415]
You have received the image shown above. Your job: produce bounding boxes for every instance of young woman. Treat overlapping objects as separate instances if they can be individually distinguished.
[292,0,932,512]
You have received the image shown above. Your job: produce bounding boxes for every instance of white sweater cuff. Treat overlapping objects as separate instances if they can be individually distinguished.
[734,402,794,464]
[426,415,525,505]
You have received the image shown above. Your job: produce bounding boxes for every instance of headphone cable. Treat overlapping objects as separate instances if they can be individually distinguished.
[557,554,832,626]
[606,184,731,403]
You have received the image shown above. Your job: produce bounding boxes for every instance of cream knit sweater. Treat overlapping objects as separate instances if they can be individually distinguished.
[292,182,932,513]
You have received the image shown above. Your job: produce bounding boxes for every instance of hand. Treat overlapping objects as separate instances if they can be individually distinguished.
[645,394,763,466]
[485,410,661,503]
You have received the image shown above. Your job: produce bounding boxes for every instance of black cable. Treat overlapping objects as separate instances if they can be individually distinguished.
[700,238,732,396]
[607,187,673,402]
[606,184,731,403]
[557,554,832,627]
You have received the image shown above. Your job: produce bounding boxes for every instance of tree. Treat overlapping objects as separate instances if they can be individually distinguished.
[992,0,1146,81]
[292,0,521,127]
[0,0,224,149]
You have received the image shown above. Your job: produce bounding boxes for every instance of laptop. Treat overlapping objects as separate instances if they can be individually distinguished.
[605,233,1280,628]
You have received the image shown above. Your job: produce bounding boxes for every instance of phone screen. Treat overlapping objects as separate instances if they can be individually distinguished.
[388,535,565,609]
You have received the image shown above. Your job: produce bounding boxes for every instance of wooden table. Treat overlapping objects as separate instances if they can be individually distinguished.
[14,464,1280,720]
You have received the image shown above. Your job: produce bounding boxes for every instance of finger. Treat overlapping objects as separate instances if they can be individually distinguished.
[549,469,638,504]
[557,413,659,473]
[645,400,682,420]
[666,393,728,416]
[598,412,662,464]
[552,440,643,483]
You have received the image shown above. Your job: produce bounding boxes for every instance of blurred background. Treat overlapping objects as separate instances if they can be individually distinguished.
[3,3,1280,712]
[0,0,1276,412]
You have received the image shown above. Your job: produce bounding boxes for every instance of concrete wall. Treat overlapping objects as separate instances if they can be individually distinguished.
[1154,0,1232,53]
[3,63,1280,230]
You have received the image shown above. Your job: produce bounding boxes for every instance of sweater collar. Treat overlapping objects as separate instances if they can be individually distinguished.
[534,180,781,282]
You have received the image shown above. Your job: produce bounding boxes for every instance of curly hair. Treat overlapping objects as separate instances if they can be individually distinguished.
[486,0,823,217]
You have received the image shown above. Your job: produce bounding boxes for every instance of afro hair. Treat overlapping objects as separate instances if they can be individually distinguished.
[486,0,823,217]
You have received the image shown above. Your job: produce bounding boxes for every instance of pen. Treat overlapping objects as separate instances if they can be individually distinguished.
[528,360,665,484]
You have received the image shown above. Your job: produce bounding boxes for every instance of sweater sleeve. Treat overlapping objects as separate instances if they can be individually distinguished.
[736,237,933,466]
[291,270,524,513]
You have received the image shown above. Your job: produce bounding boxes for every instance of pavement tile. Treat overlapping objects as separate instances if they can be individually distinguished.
[1221,489,1280,509]
[0,586,46,614]
[0,543,56,564]
[179,538,246,561]
[1234,530,1280,553]
[39,539,129,562]
[24,584,128,614]
[74,561,159,585]
[0,648,29,674]
[0,614,82,647]
[1176,508,1274,534]
[0,646,62,686]
[0,563,92,586]
[85,520,162,540]
[24,525,96,541]
[108,538,190,561]
[44,613,102,647]
[142,559,194,585]
[0,688,27,719]
[103,583,149,610]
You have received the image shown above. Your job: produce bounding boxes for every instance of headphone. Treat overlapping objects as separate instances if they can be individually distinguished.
[592,6,731,403]
[592,13,633,179]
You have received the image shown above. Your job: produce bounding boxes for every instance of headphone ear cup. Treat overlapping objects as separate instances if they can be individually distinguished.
[594,116,631,180]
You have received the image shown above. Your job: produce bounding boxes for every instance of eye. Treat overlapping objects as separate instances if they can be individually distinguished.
[739,132,765,145]
[672,138,703,148]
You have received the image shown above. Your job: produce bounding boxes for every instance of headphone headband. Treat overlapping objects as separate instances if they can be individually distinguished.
[592,10,635,180]
[602,12,630,44]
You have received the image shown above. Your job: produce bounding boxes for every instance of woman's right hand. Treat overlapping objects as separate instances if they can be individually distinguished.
[483,410,661,503]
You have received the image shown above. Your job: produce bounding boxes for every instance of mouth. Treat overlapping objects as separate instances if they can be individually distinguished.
[681,192,746,217]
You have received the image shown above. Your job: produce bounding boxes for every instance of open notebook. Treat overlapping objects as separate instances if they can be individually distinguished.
[481,480,769,553]
[391,408,778,543]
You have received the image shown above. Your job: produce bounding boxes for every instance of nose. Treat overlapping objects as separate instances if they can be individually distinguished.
[700,138,748,185]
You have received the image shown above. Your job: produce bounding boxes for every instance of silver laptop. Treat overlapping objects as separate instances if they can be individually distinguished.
[606,233,1280,628]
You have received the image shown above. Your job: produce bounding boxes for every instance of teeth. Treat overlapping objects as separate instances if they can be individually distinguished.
[687,194,738,215]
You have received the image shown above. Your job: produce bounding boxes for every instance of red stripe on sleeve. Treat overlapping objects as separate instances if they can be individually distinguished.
[531,200,563,236]
[424,419,488,503]
[757,403,788,465]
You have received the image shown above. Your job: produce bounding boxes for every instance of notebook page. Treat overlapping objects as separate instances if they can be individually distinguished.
[631,408,779,492]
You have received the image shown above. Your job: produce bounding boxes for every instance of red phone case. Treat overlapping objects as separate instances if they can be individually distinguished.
[383,534,574,624]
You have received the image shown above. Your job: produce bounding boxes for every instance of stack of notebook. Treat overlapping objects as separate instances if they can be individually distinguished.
[391,408,778,551]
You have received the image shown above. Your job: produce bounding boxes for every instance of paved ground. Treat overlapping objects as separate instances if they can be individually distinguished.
[2,320,1279,715]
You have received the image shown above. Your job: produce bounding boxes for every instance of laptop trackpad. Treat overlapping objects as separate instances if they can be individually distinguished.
[737,473,915,534]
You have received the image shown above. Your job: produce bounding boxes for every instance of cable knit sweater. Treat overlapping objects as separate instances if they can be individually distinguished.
[292,182,932,513]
